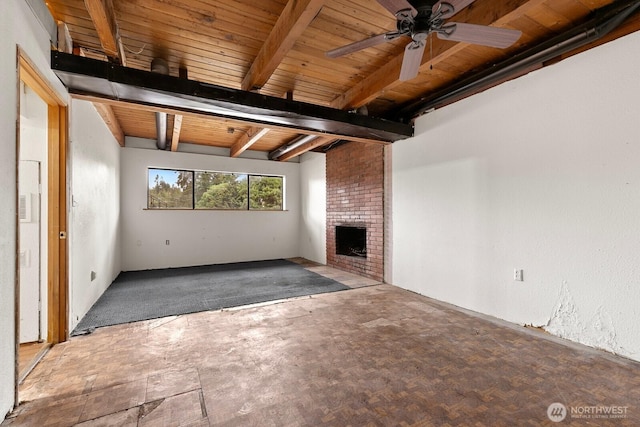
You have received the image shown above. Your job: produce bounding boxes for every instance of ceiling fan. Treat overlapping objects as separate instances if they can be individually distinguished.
[326,0,522,81]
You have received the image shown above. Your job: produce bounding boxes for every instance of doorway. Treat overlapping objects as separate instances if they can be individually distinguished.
[18,159,47,378]
[16,50,68,390]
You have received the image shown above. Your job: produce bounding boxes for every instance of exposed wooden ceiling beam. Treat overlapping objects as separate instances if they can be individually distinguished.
[241,0,326,91]
[230,127,270,157]
[57,21,73,54]
[70,93,392,146]
[170,114,183,152]
[169,66,190,152]
[331,0,536,110]
[92,102,125,146]
[84,0,127,65]
[72,28,126,147]
[277,136,336,161]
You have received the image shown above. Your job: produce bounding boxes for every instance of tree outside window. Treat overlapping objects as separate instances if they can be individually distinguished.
[148,168,284,211]
[249,175,283,210]
[148,169,193,209]
[195,172,248,210]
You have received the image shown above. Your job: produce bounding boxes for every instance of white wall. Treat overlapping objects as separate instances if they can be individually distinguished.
[121,142,301,271]
[0,0,68,418]
[299,152,327,264]
[392,31,640,361]
[68,99,122,331]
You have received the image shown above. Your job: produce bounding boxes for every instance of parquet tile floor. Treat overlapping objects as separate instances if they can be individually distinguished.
[18,342,49,382]
[3,264,639,426]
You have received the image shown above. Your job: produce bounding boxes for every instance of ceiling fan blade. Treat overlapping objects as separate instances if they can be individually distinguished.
[377,0,417,17]
[433,0,477,19]
[399,41,426,81]
[436,23,522,48]
[326,34,390,58]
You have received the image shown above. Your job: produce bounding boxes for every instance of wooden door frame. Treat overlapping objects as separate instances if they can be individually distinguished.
[15,48,68,393]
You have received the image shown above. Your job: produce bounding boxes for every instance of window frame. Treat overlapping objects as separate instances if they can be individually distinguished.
[194,170,249,211]
[147,167,285,211]
[147,168,195,210]
[248,174,285,211]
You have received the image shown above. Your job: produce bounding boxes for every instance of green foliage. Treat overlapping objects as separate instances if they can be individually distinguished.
[250,176,283,210]
[148,170,193,208]
[195,172,248,209]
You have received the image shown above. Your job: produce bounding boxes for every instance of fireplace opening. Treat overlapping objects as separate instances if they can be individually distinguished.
[336,226,367,258]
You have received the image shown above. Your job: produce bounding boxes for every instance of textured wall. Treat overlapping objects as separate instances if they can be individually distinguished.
[68,100,122,331]
[392,31,640,361]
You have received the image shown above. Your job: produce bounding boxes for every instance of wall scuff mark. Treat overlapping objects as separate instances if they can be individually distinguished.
[544,282,624,356]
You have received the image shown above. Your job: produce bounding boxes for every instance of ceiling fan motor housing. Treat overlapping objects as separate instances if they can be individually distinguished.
[409,0,438,41]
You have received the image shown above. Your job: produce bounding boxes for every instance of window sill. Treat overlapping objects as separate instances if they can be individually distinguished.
[143,208,289,212]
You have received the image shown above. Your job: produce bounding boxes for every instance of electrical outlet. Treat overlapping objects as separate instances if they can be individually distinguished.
[514,269,524,282]
[165,240,170,245]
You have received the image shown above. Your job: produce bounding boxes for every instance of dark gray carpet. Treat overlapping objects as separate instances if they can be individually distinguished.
[72,259,348,335]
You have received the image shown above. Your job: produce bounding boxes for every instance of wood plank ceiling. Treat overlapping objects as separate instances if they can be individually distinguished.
[46,0,640,160]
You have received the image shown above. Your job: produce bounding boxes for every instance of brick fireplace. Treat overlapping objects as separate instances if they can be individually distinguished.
[326,141,384,281]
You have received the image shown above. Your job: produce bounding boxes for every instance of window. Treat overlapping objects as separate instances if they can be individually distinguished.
[148,168,284,211]
[249,175,283,211]
[195,171,248,210]
[148,168,193,209]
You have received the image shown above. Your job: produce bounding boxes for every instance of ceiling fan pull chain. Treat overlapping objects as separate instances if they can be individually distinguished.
[429,33,433,70]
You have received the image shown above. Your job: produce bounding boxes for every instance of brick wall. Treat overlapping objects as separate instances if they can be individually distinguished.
[326,141,384,281]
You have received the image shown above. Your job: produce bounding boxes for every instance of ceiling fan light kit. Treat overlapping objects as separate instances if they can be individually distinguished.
[327,0,522,81]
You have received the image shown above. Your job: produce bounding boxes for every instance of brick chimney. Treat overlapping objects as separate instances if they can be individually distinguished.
[326,142,384,281]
